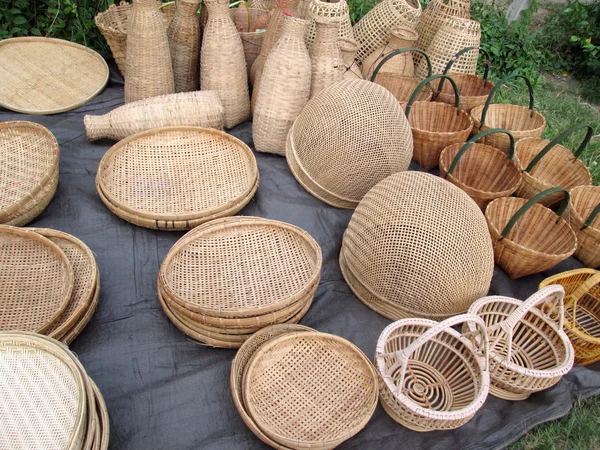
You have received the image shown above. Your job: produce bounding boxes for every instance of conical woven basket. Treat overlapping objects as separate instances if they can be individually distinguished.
[339,37,363,79]
[566,186,600,268]
[515,124,593,207]
[362,26,418,80]
[484,187,578,279]
[167,0,201,93]
[341,171,494,321]
[376,314,489,431]
[305,0,353,49]
[465,286,575,400]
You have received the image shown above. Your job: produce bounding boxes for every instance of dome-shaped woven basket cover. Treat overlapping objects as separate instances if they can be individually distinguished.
[342,171,494,320]
[287,79,413,209]
[160,216,322,318]
[243,332,378,449]
[0,226,74,333]
[97,127,258,220]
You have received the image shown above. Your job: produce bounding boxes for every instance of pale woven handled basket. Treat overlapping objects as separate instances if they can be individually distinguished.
[566,185,600,268]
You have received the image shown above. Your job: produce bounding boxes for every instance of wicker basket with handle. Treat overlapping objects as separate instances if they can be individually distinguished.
[566,186,600,268]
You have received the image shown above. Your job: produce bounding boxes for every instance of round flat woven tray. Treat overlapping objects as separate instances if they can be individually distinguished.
[62,275,101,346]
[0,37,109,115]
[91,379,110,450]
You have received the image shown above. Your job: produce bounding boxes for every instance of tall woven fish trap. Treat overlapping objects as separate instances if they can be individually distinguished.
[340,172,494,321]
[439,128,522,210]
[471,73,546,153]
[352,0,421,62]
[540,269,600,365]
[339,37,363,79]
[309,16,345,98]
[305,0,353,49]
[515,124,593,207]
[466,286,575,400]
[167,0,201,93]
[286,79,413,209]
[376,314,489,431]
[405,74,474,170]
[565,186,600,268]
[484,187,578,279]
[362,26,418,80]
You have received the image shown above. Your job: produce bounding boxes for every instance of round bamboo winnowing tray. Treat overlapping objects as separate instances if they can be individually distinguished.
[0,226,75,333]
[242,332,378,449]
[62,274,101,346]
[341,171,494,321]
[0,37,109,115]
[96,127,259,230]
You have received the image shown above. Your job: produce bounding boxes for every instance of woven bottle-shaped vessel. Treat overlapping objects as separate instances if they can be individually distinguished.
[339,38,363,79]
[201,0,251,128]
[168,0,201,93]
[309,17,344,98]
[362,27,418,80]
[253,16,311,155]
[305,0,353,50]
[125,0,175,103]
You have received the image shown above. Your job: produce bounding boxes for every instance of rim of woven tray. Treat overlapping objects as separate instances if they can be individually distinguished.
[30,228,98,340]
[96,127,259,221]
[0,121,59,221]
[0,37,109,115]
[62,275,101,346]
[91,379,110,450]
[375,317,489,422]
[470,104,547,135]
[0,226,75,333]
[242,331,379,449]
[408,101,474,136]
[570,186,600,238]
[158,216,322,318]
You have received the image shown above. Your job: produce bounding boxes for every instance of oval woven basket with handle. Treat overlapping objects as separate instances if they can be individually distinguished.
[566,185,600,268]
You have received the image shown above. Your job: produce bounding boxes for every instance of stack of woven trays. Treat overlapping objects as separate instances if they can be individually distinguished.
[0,225,100,345]
[0,121,59,226]
[0,332,109,450]
[231,325,379,448]
[157,216,322,348]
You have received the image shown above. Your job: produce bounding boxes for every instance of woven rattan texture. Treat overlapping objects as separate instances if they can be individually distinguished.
[435,73,494,113]
[3,168,58,227]
[92,380,110,450]
[309,18,345,98]
[373,75,432,109]
[342,172,493,320]
[250,5,287,88]
[362,27,418,80]
[167,0,201,93]
[339,38,363,79]
[234,8,268,77]
[62,277,101,346]
[569,186,600,268]
[305,0,354,49]
[286,79,413,209]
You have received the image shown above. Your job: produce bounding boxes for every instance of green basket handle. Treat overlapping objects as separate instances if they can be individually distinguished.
[370,48,432,82]
[500,187,570,239]
[581,202,600,230]
[480,72,535,128]
[437,46,491,95]
[525,124,594,173]
[446,128,515,176]
[405,74,460,117]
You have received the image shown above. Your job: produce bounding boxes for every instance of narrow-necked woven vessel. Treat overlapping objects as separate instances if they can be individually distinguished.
[242,332,378,449]
[305,0,353,49]
[167,0,201,93]
[567,186,600,268]
[309,16,345,98]
[376,314,489,431]
[466,286,575,400]
[0,37,108,115]
[341,172,494,321]
[96,127,258,230]
[286,79,413,209]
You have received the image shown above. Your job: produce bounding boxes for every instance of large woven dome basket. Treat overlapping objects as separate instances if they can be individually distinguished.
[515,124,593,208]
[470,73,546,153]
[540,269,600,365]
[466,286,575,400]
[376,314,490,431]
[484,187,578,279]
[439,128,522,210]
[566,186,600,268]
[286,79,413,209]
[341,172,494,321]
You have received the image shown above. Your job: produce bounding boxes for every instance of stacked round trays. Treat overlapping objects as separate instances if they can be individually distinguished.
[0,225,100,344]
[0,121,59,226]
[96,126,259,230]
[157,216,322,348]
[0,332,109,450]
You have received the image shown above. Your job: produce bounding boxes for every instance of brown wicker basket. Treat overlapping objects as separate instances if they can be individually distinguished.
[485,187,578,279]
[567,186,600,268]
[466,285,575,400]
[439,128,522,210]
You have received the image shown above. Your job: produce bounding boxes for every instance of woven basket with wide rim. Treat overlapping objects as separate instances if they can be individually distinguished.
[341,171,494,321]
[439,128,522,210]
[242,331,378,449]
[471,73,546,153]
[539,269,600,365]
[566,186,600,268]
[466,285,575,400]
[485,187,578,279]
[515,124,593,207]
[376,314,489,431]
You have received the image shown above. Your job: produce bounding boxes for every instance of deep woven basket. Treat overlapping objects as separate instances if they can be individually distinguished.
[567,186,600,268]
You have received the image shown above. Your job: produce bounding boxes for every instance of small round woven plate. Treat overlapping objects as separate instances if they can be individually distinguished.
[243,332,378,449]
[0,37,109,115]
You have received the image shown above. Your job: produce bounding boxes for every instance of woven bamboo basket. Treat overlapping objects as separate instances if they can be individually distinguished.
[362,26,418,80]
[167,0,201,93]
[485,187,578,279]
[286,79,413,209]
[439,128,522,210]
[567,186,600,268]
[433,46,494,113]
[339,37,363,79]
[376,314,489,431]
[405,74,474,170]
[309,16,345,98]
[471,73,546,153]
[341,171,494,321]
[539,269,600,365]
[242,332,378,449]
[305,0,353,49]
[515,124,593,207]
[466,285,575,400]
[249,0,275,10]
